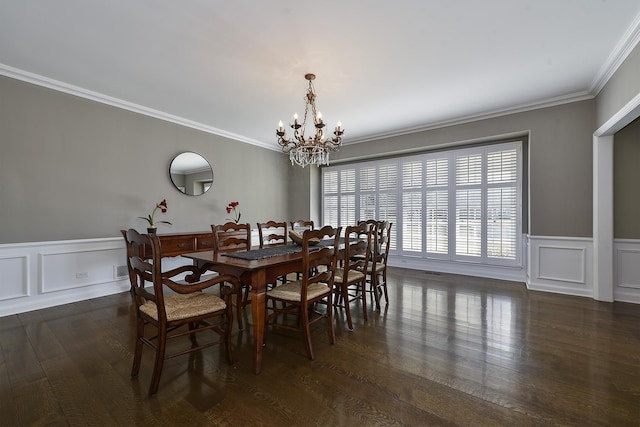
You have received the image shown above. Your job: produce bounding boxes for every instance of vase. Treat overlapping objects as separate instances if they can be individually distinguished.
[147,227,157,234]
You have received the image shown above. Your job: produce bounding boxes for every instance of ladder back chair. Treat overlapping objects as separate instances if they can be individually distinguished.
[369,221,392,309]
[211,222,252,329]
[258,220,289,286]
[290,220,315,278]
[290,220,314,241]
[125,229,241,395]
[264,225,341,360]
[333,222,372,330]
[258,220,288,248]
[359,220,392,309]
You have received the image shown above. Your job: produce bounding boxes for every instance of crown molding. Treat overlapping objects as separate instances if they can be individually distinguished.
[0,63,278,152]
[344,91,594,145]
[590,11,640,94]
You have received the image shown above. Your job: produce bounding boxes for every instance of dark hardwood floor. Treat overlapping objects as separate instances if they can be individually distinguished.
[1,267,639,426]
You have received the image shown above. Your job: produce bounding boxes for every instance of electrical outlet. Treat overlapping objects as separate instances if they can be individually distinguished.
[76,271,89,279]
[114,264,128,279]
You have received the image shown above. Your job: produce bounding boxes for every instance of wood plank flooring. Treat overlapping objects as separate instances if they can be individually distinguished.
[1,267,639,426]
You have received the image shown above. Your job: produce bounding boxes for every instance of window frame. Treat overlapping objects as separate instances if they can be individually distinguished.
[321,140,522,268]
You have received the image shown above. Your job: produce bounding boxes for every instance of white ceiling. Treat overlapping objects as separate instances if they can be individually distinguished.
[1,1,639,150]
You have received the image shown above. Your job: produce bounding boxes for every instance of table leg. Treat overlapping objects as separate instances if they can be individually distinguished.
[250,269,267,374]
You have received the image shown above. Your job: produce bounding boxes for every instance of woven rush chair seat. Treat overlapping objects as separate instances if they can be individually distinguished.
[267,281,331,302]
[264,225,341,360]
[334,268,366,283]
[140,292,227,321]
[365,262,386,273]
[124,228,241,396]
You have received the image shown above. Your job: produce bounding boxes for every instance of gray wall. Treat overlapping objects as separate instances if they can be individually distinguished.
[330,100,596,237]
[614,116,640,238]
[286,165,320,226]
[0,76,292,243]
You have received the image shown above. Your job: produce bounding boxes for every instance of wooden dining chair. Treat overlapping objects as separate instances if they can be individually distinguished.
[212,222,251,252]
[333,222,372,330]
[290,220,314,240]
[212,222,252,329]
[363,220,392,309]
[258,220,289,286]
[290,220,316,278]
[125,229,241,395]
[258,220,288,248]
[264,225,341,360]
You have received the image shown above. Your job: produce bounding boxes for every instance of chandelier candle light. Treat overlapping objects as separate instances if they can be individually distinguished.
[276,73,344,167]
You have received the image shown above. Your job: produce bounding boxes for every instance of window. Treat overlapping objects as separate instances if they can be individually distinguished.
[322,141,522,267]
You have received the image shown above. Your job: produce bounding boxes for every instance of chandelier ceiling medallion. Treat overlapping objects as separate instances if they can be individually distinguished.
[276,73,344,167]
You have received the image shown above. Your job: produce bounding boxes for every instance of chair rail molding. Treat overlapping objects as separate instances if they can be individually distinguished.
[1,232,637,317]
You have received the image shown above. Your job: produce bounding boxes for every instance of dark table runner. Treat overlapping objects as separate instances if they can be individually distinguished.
[222,244,304,260]
[222,238,352,261]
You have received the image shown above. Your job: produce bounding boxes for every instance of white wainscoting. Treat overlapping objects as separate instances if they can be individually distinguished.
[1,233,637,317]
[613,239,640,304]
[527,236,594,298]
[0,229,263,317]
[0,237,130,317]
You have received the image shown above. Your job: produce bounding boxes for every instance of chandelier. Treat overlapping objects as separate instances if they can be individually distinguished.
[276,73,344,167]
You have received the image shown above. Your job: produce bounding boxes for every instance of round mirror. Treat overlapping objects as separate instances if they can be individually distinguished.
[169,152,213,196]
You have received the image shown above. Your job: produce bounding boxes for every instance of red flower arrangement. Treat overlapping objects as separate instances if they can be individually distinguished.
[139,199,172,229]
[225,201,241,224]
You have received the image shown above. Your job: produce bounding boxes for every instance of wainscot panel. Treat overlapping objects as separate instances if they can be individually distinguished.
[614,239,640,304]
[0,238,131,317]
[528,236,593,298]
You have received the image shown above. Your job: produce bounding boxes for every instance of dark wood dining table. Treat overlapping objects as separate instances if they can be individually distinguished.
[181,244,311,374]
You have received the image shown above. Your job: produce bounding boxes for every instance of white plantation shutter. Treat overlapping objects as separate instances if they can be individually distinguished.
[360,167,376,191]
[323,170,338,193]
[426,157,448,186]
[360,167,377,221]
[378,163,398,250]
[487,150,517,184]
[456,154,482,185]
[336,169,356,228]
[340,169,356,193]
[321,141,521,266]
[402,160,423,252]
[379,164,397,190]
[324,196,338,227]
[455,153,483,258]
[426,191,448,253]
[426,157,449,255]
[360,194,377,221]
[487,187,517,258]
[402,161,422,188]
[378,192,397,250]
[486,148,518,260]
[322,171,339,227]
[455,189,482,256]
[340,194,356,226]
[402,192,422,251]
